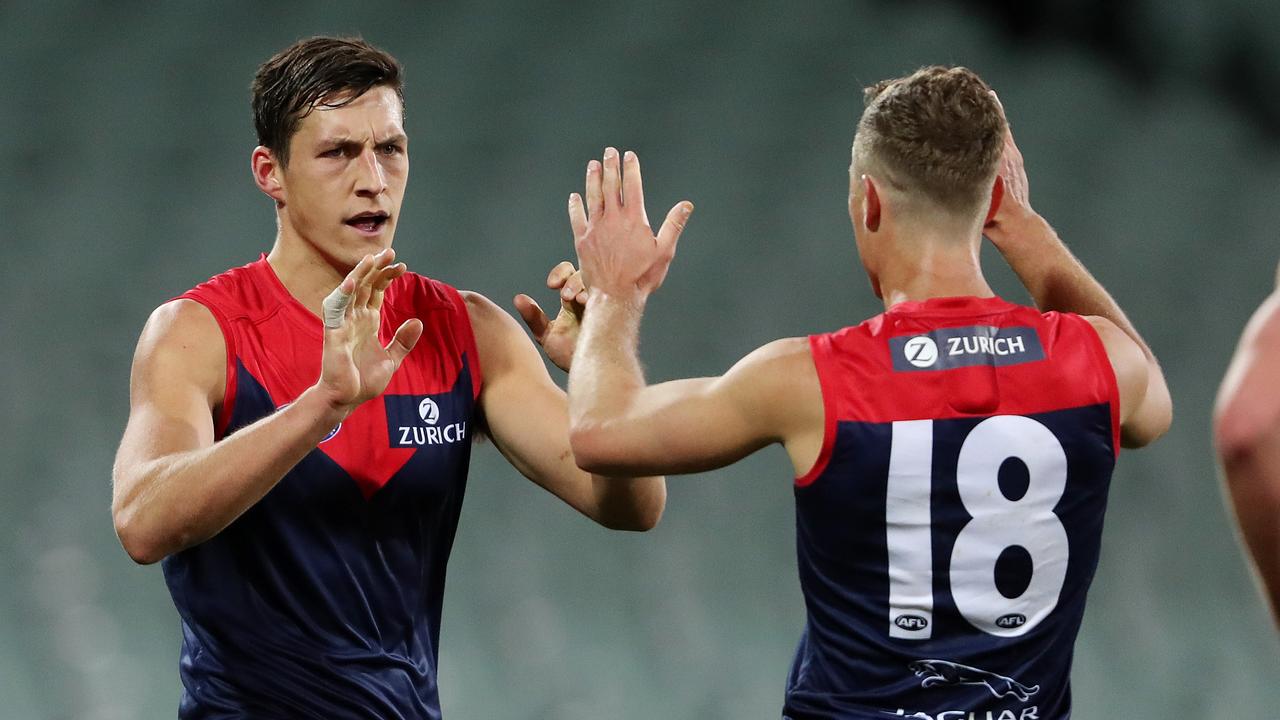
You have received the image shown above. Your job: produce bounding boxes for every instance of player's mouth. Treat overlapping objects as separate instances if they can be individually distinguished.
[344,211,391,236]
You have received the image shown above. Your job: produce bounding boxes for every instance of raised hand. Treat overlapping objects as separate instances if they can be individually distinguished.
[514,260,588,371]
[983,93,1038,247]
[317,248,424,413]
[571,147,693,303]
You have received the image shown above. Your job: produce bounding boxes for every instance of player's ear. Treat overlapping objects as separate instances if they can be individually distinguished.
[984,175,1005,227]
[251,146,286,206]
[861,175,881,232]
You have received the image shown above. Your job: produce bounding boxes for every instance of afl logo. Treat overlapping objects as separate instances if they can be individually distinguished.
[418,397,440,425]
[903,336,938,368]
[996,613,1027,629]
[895,614,929,631]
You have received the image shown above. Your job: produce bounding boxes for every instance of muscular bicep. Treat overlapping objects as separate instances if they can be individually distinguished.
[572,338,822,477]
[113,300,225,493]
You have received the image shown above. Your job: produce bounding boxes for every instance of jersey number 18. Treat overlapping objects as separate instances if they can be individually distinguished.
[886,415,1069,640]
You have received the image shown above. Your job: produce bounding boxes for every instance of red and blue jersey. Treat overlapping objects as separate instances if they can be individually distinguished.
[163,256,482,719]
[786,296,1119,720]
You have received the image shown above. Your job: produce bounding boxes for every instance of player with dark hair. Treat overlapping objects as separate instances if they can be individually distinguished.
[111,36,662,718]
[1214,263,1280,628]
[565,66,1172,718]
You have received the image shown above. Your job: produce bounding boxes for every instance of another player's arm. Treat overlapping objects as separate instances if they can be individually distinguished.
[466,291,666,531]
[566,148,822,476]
[570,305,820,477]
[1212,268,1280,624]
[982,104,1171,448]
[112,251,419,564]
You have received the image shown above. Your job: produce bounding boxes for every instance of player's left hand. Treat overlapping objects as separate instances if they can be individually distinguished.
[572,147,693,304]
[514,261,587,372]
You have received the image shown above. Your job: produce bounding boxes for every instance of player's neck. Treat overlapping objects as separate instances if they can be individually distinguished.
[266,230,351,319]
[876,237,994,310]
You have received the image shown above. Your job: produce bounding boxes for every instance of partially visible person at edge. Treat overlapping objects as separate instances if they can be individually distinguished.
[563,67,1172,719]
[1215,260,1280,629]
[111,36,663,719]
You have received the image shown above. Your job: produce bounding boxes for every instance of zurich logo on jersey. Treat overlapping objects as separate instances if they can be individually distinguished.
[903,336,939,368]
[890,326,1044,372]
[419,397,440,425]
[386,394,467,448]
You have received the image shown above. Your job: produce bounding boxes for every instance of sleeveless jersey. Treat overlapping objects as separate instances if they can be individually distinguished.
[162,255,482,719]
[784,295,1119,720]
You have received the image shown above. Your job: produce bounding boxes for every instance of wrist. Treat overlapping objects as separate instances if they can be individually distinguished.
[988,211,1056,251]
[586,288,648,315]
[296,384,355,429]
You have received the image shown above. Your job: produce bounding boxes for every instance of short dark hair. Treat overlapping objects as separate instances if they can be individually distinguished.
[251,36,404,166]
[854,66,1006,215]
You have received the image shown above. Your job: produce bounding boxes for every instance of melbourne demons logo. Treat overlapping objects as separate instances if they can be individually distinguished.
[909,659,1039,702]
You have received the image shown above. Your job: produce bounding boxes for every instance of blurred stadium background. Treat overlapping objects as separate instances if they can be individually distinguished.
[2,0,1278,717]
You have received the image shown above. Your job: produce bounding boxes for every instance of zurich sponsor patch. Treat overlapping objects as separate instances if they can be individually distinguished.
[890,325,1044,372]
[386,394,467,448]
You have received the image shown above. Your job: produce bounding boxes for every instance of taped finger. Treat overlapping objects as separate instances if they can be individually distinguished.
[322,285,354,329]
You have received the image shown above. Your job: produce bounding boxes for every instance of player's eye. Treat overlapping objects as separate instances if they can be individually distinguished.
[378,143,402,156]
[320,146,344,158]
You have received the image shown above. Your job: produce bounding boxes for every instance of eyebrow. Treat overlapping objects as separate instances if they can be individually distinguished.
[318,134,407,147]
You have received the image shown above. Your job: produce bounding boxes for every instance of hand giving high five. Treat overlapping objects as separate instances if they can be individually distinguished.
[570,147,693,303]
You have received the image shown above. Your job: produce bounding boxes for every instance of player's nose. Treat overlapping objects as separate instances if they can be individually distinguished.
[354,146,387,197]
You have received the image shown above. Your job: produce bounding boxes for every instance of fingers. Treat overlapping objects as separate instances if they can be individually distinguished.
[622,150,650,225]
[369,261,406,309]
[546,260,576,290]
[560,269,588,306]
[655,201,694,257]
[322,284,354,329]
[323,254,375,329]
[601,147,621,212]
[513,294,551,342]
[568,193,588,241]
[585,160,603,219]
[385,318,424,367]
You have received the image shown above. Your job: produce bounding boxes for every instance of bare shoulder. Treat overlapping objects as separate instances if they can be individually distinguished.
[132,298,226,406]
[729,336,815,376]
[721,336,822,424]
[1081,315,1142,366]
[1081,314,1146,417]
[458,289,540,376]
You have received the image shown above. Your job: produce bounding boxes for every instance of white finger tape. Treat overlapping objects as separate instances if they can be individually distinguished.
[322,286,353,329]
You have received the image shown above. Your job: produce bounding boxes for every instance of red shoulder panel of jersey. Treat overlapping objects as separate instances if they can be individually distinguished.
[797,295,1120,485]
[175,255,482,439]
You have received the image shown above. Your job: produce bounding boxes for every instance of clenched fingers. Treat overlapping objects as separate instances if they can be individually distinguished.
[547,261,576,290]
[560,269,588,305]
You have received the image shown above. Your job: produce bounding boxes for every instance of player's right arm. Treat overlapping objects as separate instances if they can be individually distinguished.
[982,101,1172,448]
[112,250,420,564]
[1212,267,1280,625]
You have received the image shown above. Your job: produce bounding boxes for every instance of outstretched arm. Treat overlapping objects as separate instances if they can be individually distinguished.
[112,250,420,563]
[1214,267,1280,625]
[983,102,1171,448]
[567,148,823,477]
